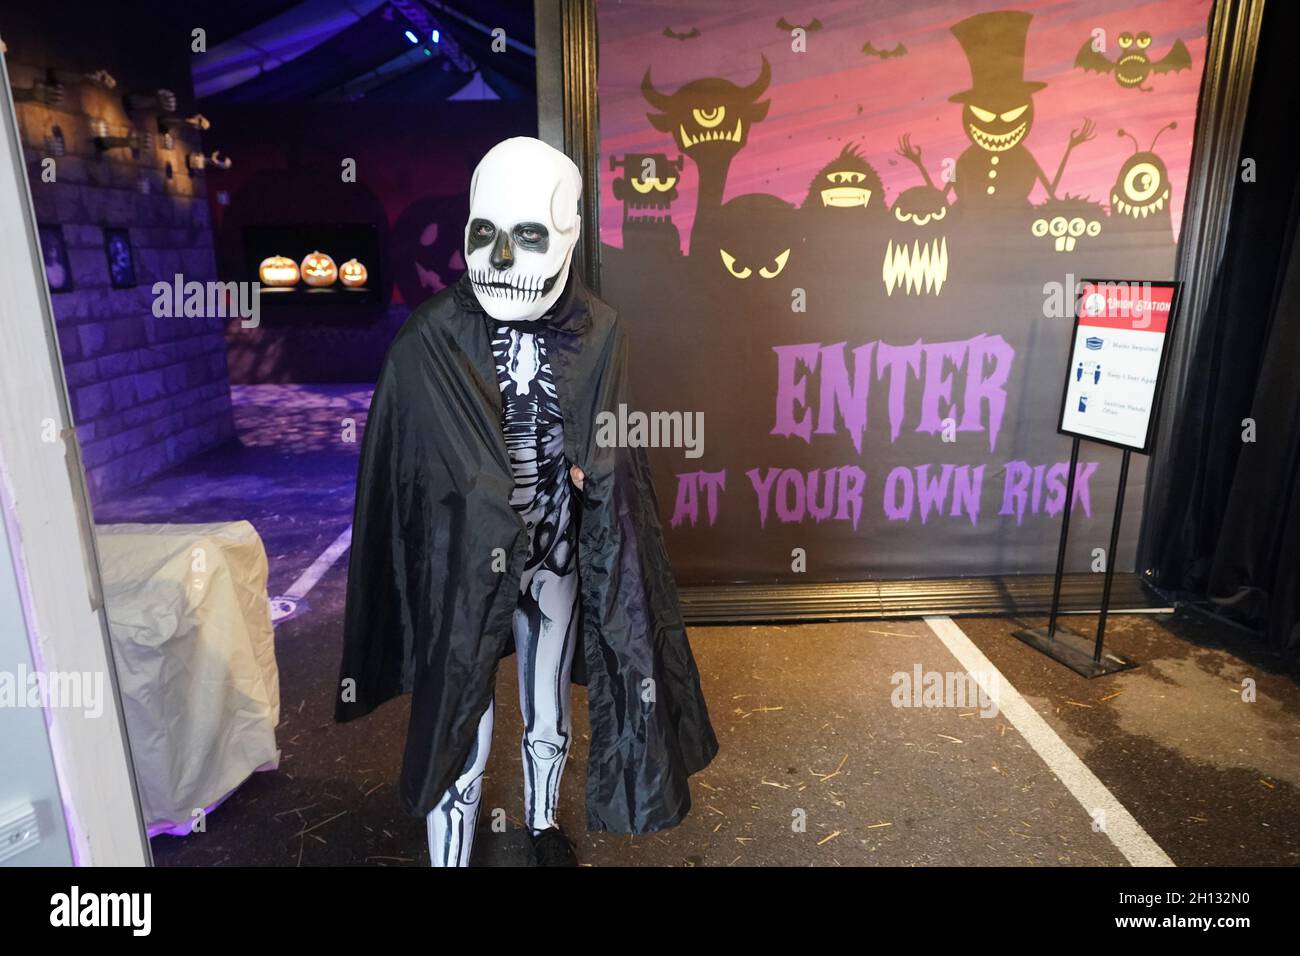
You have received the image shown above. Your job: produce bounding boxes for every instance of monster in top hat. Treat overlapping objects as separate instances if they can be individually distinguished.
[898,10,1095,214]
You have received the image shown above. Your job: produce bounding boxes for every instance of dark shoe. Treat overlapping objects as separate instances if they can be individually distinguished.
[530,827,578,867]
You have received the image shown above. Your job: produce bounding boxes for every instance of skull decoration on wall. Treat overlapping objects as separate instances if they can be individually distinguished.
[300,251,337,287]
[339,258,368,288]
[258,254,299,286]
[464,136,582,322]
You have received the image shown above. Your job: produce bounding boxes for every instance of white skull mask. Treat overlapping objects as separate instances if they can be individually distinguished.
[464,137,582,322]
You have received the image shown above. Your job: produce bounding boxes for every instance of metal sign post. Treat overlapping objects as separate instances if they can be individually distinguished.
[1012,437,1136,678]
[1012,277,1181,678]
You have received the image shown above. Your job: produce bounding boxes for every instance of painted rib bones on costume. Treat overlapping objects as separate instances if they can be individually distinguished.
[427,137,584,866]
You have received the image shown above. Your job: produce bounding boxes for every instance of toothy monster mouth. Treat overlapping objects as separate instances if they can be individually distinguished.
[625,209,674,224]
[1111,187,1170,218]
[1116,55,1147,85]
[821,186,872,207]
[469,267,562,302]
[882,237,948,296]
[679,119,743,149]
[969,121,1027,152]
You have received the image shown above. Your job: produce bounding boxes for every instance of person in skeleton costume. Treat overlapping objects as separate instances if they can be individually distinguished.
[336,137,717,867]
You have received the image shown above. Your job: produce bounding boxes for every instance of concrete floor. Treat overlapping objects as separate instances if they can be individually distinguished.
[96,386,1300,867]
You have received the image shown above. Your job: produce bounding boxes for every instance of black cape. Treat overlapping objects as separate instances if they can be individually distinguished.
[335,271,718,833]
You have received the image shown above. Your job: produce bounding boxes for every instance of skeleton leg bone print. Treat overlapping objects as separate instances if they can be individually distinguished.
[426,322,579,866]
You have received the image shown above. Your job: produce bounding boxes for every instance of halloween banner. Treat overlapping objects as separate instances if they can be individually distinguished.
[596,0,1211,585]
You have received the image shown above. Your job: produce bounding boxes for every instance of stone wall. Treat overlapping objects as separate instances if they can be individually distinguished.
[5,27,234,505]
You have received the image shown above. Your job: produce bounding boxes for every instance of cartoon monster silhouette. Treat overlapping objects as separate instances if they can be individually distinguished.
[801,142,885,216]
[882,186,951,296]
[689,192,805,329]
[1029,195,1105,253]
[642,57,772,247]
[896,11,1095,215]
[794,143,892,314]
[697,194,796,284]
[1075,32,1192,92]
[1105,123,1180,265]
[610,152,685,256]
[789,143,892,318]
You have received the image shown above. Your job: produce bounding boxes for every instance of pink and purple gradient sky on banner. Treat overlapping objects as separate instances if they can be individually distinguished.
[596,0,1211,252]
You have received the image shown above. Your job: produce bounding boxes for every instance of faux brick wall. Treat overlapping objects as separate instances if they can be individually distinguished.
[7,55,235,505]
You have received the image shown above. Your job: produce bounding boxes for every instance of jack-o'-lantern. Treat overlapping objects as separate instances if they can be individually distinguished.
[258,254,299,287]
[300,251,337,287]
[339,258,368,288]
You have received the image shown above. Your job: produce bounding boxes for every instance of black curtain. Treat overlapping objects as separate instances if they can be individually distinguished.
[1142,0,1300,658]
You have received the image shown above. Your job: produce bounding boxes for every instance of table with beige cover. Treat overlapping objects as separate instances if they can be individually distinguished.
[96,521,280,836]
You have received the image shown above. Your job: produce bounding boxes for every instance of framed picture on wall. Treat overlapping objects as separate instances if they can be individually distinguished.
[103,227,137,289]
[552,0,1258,617]
[37,224,73,293]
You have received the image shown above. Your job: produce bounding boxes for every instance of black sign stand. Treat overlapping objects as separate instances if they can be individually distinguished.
[1011,278,1181,678]
[1012,436,1137,677]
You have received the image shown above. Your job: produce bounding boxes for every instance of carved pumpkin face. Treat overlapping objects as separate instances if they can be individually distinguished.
[300,251,337,287]
[258,254,299,287]
[339,258,368,288]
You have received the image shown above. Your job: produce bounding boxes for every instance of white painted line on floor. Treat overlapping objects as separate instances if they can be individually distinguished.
[923,615,1175,868]
[284,524,353,601]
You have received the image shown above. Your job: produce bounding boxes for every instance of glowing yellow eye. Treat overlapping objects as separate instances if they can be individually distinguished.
[848,171,865,183]
[894,207,911,222]
[719,248,751,279]
[758,248,791,279]
[630,177,656,193]
[1118,33,1133,48]
[1136,33,1151,48]
[692,106,726,128]
[653,176,676,191]
[970,106,996,123]
[1000,105,1028,122]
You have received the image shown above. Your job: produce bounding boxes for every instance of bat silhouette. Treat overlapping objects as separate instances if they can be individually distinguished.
[777,17,823,33]
[662,26,701,41]
[1075,32,1191,91]
[861,41,907,59]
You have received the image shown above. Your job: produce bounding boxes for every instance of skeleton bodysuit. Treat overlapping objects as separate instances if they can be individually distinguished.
[424,318,579,866]
[423,136,585,867]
